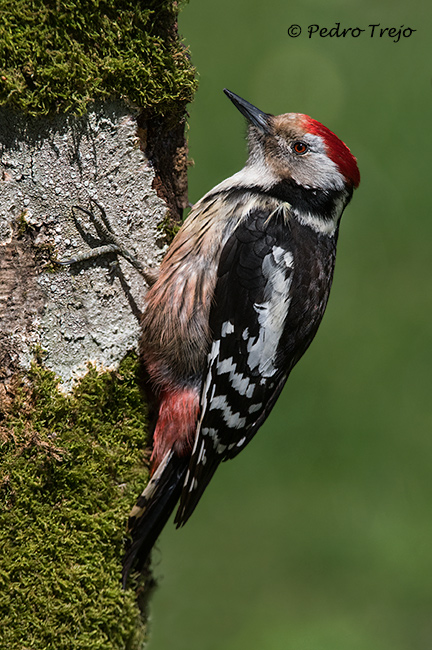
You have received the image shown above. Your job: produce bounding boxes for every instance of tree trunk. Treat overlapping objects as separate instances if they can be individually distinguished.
[0,2,196,648]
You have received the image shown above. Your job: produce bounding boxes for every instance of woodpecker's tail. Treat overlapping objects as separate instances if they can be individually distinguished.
[122,450,188,588]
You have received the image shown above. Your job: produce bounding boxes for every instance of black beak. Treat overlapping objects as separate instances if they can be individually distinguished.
[223,89,271,133]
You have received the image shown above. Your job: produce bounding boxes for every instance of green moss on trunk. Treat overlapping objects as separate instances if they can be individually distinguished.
[0,354,152,649]
[0,3,196,645]
[0,0,197,117]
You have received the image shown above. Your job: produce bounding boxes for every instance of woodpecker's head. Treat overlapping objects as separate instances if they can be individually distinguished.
[224,89,360,194]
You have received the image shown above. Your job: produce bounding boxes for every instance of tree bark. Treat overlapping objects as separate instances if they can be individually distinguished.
[0,102,174,385]
[0,2,196,648]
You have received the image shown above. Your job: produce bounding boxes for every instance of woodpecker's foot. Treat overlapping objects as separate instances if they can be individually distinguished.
[57,199,158,286]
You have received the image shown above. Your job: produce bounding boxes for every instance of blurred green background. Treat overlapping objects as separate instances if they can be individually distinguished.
[148,0,431,648]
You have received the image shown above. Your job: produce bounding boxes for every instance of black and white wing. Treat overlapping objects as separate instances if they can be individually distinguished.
[175,204,298,526]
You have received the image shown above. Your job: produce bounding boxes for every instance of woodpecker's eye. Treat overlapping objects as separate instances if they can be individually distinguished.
[292,141,308,155]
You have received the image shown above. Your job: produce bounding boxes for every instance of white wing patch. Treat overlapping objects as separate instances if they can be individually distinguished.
[246,246,294,377]
[221,320,235,337]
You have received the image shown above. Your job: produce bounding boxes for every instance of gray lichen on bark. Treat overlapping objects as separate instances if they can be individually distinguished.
[0,101,168,388]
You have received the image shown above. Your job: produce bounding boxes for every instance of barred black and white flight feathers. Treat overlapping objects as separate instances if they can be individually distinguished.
[175,201,326,526]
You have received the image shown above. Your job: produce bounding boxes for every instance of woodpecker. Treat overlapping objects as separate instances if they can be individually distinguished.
[122,89,360,586]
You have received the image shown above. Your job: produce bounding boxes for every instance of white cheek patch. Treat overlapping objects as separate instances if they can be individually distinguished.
[275,132,346,192]
[290,157,345,191]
